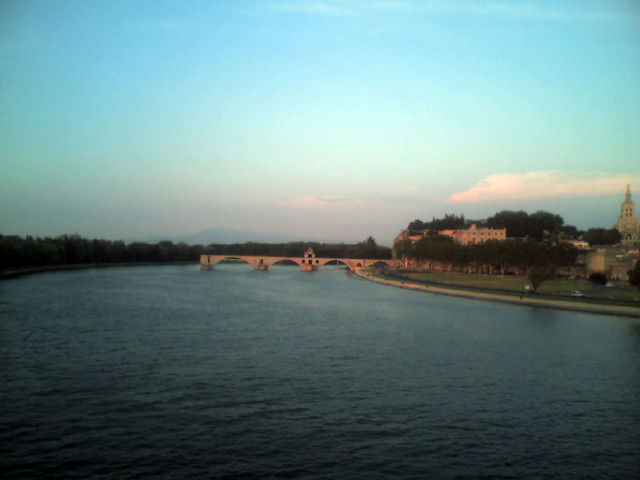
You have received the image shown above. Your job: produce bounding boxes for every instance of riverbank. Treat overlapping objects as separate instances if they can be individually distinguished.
[0,261,198,280]
[354,270,640,318]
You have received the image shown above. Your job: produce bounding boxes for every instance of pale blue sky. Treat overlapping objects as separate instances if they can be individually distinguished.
[2,0,640,244]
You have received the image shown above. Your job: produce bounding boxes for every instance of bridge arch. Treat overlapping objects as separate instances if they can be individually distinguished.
[222,256,249,261]
[270,258,303,267]
[319,259,351,269]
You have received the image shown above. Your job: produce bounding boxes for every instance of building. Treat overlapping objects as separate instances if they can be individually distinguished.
[394,224,506,247]
[584,246,639,281]
[564,239,589,250]
[614,185,640,246]
[439,224,507,245]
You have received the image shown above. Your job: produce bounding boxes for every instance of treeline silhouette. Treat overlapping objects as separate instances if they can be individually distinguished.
[1,234,391,271]
[394,234,581,292]
[394,234,578,277]
[204,236,391,260]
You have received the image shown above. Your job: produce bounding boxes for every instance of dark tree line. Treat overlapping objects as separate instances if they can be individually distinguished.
[582,228,621,246]
[485,210,564,240]
[204,236,390,260]
[0,234,204,270]
[1,234,391,271]
[629,261,640,290]
[395,234,578,292]
[407,214,465,233]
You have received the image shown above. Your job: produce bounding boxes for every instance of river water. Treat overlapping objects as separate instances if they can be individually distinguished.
[1,264,638,479]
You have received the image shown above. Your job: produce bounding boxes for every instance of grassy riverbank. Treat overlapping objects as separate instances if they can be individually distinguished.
[400,271,639,303]
[356,269,640,318]
[0,261,198,280]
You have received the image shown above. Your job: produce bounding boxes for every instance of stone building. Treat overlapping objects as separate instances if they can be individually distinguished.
[584,246,639,281]
[394,224,506,248]
[439,224,507,246]
[614,185,640,246]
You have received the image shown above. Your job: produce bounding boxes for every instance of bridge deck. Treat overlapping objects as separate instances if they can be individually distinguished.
[200,254,400,271]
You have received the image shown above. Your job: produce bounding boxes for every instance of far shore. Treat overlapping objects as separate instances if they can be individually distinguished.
[0,261,199,280]
[354,270,640,319]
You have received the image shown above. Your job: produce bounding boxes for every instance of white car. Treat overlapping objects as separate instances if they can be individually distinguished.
[570,290,584,297]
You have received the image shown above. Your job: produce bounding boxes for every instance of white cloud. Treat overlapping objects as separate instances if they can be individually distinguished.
[449,171,640,203]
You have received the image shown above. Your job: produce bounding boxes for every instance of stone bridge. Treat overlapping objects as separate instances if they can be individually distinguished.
[200,248,400,272]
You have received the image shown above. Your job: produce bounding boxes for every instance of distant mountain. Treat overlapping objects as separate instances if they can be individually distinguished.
[137,227,306,245]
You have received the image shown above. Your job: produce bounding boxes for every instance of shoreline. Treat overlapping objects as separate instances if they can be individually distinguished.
[354,270,640,319]
[0,261,198,280]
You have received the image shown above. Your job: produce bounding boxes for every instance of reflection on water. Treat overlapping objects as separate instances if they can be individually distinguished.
[1,264,639,479]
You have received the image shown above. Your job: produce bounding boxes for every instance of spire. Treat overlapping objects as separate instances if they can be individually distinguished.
[625,184,632,203]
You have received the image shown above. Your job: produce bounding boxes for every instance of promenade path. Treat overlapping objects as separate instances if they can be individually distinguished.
[354,270,640,318]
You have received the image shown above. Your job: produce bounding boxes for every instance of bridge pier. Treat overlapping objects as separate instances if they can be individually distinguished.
[253,259,269,271]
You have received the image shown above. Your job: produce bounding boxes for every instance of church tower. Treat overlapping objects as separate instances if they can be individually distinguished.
[614,185,640,245]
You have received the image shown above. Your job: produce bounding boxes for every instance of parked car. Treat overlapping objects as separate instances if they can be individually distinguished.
[570,290,584,297]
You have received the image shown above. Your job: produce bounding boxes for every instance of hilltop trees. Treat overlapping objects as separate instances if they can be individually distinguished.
[407,214,465,233]
[582,228,621,246]
[485,210,563,240]
[407,219,426,232]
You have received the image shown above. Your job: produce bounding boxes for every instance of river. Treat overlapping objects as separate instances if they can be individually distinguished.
[1,264,638,479]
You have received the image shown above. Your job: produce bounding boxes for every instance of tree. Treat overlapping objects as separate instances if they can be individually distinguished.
[393,239,413,260]
[407,219,425,232]
[527,264,557,293]
[486,210,531,238]
[530,210,564,237]
[588,272,607,286]
[629,260,640,290]
[560,225,580,238]
[406,214,465,233]
[485,210,565,240]
[427,214,465,231]
[583,228,621,246]
[344,237,390,259]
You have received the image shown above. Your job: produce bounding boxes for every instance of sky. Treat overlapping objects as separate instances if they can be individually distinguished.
[2,0,640,245]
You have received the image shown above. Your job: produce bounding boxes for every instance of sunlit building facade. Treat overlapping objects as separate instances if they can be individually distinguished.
[614,185,640,245]
[439,224,506,246]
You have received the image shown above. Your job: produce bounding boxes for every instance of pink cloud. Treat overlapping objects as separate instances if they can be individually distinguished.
[449,171,640,203]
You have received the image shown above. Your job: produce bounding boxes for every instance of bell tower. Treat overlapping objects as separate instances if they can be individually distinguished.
[614,185,640,245]
[621,184,635,219]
